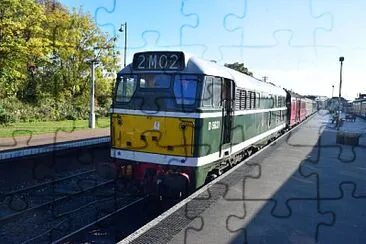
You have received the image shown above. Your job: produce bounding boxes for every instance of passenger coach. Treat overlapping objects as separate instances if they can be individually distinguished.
[110,51,287,198]
[352,97,366,118]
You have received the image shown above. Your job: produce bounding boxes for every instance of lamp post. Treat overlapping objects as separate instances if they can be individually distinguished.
[87,37,116,129]
[88,58,98,128]
[337,56,344,130]
[332,85,334,98]
[119,22,127,67]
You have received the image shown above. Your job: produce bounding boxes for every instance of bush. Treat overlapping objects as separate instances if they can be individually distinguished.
[0,104,15,125]
[0,96,111,124]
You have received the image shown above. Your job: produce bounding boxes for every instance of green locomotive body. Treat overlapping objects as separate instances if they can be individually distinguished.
[110,51,287,198]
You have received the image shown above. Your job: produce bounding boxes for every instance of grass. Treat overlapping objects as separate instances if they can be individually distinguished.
[0,117,110,138]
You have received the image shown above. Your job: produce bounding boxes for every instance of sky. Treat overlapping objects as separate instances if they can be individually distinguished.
[60,0,366,100]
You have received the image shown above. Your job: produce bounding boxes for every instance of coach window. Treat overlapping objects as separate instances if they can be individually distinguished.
[115,75,137,103]
[270,95,275,108]
[261,92,266,109]
[253,92,256,108]
[174,75,197,105]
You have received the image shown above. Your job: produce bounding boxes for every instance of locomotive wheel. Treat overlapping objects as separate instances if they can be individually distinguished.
[158,173,190,200]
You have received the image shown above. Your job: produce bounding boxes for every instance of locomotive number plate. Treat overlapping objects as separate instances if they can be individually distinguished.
[132,51,185,71]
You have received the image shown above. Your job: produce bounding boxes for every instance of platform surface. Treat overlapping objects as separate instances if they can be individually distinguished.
[0,128,109,151]
[124,110,366,244]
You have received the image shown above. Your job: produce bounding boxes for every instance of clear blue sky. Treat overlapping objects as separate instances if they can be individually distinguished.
[60,0,366,100]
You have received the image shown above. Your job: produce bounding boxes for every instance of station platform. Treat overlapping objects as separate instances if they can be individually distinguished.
[122,110,366,244]
[0,128,110,160]
[0,128,109,151]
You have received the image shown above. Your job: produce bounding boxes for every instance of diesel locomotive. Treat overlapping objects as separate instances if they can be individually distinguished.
[110,51,317,199]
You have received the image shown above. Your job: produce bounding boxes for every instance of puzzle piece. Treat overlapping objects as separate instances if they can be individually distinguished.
[225,0,333,50]
[227,198,334,243]
[310,0,366,52]
[180,0,245,61]
[178,167,333,243]
[317,183,366,243]
[32,123,78,181]
[223,114,322,213]
[177,112,341,243]
[300,122,366,198]
[0,130,33,149]
[94,0,197,51]
[223,114,365,242]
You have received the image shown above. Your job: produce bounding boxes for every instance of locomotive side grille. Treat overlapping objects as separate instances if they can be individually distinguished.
[235,89,241,110]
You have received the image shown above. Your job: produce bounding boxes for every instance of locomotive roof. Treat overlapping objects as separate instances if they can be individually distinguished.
[118,51,286,97]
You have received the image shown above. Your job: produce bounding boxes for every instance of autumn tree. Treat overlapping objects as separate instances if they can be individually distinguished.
[0,0,120,123]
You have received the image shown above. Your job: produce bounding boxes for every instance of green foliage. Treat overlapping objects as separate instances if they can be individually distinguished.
[224,62,253,76]
[0,0,119,124]
[0,104,15,125]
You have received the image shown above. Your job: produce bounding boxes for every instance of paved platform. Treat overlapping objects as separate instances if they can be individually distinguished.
[122,110,366,244]
[0,128,109,151]
[0,128,110,160]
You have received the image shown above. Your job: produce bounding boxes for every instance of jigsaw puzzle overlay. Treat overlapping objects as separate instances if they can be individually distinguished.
[93,0,335,62]
[2,0,366,243]
[158,111,365,244]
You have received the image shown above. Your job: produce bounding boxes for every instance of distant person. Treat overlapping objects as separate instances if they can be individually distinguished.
[331,112,338,124]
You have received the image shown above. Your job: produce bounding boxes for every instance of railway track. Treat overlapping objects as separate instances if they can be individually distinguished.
[21,195,144,244]
[52,197,145,244]
[0,169,105,222]
[0,165,142,244]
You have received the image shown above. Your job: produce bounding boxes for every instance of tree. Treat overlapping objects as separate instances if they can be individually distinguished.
[0,0,120,122]
[224,62,253,76]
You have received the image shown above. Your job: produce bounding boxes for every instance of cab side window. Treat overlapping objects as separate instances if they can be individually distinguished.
[202,76,222,108]
[213,77,222,107]
[202,77,213,106]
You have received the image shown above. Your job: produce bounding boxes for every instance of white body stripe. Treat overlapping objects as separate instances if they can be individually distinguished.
[110,107,287,118]
[111,123,286,167]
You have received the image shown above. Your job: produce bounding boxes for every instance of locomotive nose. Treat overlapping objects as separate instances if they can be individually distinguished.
[111,113,195,157]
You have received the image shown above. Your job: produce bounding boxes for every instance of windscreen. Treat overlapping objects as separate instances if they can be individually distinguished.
[115,75,137,103]
[139,74,171,88]
[114,73,199,110]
